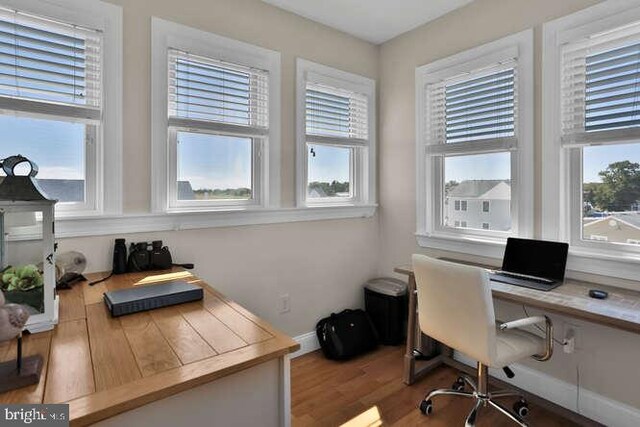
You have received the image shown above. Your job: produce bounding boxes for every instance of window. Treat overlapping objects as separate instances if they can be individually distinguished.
[307,144,351,199]
[543,0,640,279]
[152,18,280,212]
[454,220,460,227]
[433,65,514,233]
[0,1,122,216]
[296,59,376,206]
[167,50,266,208]
[416,30,534,255]
[563,25,640,250]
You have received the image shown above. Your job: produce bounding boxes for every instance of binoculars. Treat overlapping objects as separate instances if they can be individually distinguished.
[128,240,173,272]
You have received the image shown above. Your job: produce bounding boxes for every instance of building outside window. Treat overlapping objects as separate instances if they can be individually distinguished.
[446,181,510,230]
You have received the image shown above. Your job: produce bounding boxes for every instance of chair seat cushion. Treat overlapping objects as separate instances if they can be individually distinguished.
[492,327,545,368]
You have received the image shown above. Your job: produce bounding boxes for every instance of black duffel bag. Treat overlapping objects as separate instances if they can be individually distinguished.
[316,309,378,360]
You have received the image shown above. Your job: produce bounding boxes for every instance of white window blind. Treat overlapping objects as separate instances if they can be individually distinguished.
[305,82,368,146]
[168,49,269,133]
[0,7,101,120]
[426,61,517,148]
[561,21,640,145]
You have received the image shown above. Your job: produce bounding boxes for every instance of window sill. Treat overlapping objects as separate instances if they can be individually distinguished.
[566,246,640,282]
[416,232,507,259]
[9,204,377,241]
[416,232,640,282]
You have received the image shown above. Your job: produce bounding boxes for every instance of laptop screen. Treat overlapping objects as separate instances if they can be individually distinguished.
[502,238,569,282]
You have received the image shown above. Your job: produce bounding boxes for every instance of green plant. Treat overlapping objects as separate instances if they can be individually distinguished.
[1,265,44,292]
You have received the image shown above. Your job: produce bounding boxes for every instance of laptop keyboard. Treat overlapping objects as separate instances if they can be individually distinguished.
[495,271,554,284]
[489,272,561,291]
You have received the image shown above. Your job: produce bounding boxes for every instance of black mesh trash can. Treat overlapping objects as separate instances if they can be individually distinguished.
[364,278,407,345]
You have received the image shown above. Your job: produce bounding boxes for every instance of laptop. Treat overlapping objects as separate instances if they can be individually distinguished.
[489,238,569,291]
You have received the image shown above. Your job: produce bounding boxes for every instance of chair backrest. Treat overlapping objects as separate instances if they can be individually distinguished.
[412,254,497,365]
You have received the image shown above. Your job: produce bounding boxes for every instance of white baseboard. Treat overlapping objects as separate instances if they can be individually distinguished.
[292,331,320,358]
[454,352,640,427]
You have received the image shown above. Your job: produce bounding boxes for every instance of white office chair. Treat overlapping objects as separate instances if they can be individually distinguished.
[412,255,553,427]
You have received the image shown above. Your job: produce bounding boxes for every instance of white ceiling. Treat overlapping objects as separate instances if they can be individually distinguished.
[262,0,474,44]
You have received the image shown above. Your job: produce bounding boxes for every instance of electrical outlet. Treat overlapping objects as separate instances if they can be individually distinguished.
[278,294,290,314]
[563,323,580,353]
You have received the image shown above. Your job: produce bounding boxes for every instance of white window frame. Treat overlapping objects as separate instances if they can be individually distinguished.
[543,0,640,280]
[415,30,534,257]
[151,18,281,213]
[0,0,122,218]
[296,59,376,208]
[482,222,490,230]
[482,201,490,213]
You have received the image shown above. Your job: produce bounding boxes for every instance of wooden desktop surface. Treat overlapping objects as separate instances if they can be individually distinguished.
[395,263,640,334]
[0,268,299,426]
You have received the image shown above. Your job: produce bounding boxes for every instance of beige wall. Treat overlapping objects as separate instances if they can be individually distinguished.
[23,0,382,338]
[377,0,640,409]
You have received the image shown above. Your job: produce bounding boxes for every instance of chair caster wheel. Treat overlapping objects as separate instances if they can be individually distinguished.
[419,399,433,415]
[452,377,465,391]
[513,399,529,418]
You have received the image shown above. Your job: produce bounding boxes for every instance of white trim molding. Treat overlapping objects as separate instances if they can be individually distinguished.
[415,232,507,260]
[291,331,320,358]
[8,205,377,241]
[454,351,640,427]
[151,17,281,213]
[415,29,534,255]
[542,0,640,281]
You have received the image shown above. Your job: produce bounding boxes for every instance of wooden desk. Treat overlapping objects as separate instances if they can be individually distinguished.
[394,262,640,427]
[0,269,299,426]
[395,264,640,335]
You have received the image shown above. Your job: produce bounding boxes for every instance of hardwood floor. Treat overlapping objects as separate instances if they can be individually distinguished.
[291,346,581,426]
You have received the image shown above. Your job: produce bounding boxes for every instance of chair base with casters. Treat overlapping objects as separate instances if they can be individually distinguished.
[419,362,530,426]
[417,315,553,426]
